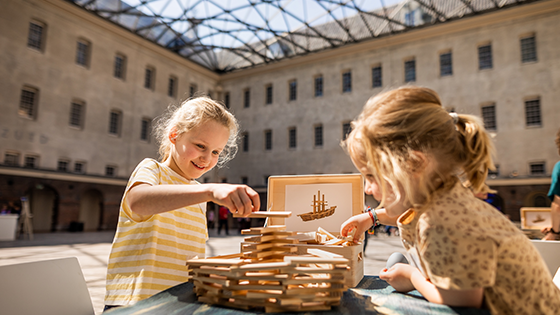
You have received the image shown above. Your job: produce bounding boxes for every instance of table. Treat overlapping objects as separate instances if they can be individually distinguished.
[105,276,490,315]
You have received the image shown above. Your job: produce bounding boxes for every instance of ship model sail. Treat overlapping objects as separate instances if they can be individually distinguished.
[297,190,337,222]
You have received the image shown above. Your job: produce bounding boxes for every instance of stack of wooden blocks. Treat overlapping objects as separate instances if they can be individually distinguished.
[186,214,350,313]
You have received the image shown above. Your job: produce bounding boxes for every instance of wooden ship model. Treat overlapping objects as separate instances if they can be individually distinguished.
[297,190,337,222]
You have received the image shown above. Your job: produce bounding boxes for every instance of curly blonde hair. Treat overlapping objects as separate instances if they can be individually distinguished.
[344,86,495,210]
[154,97,239,167]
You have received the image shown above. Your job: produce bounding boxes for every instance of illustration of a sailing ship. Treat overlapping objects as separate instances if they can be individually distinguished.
[297,190,337,222]
[532,214,546,224]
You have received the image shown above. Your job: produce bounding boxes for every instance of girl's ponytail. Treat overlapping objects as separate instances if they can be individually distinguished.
[454,114,496,194]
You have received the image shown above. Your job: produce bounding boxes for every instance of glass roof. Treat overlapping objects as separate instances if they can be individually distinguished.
[70,0,537,73]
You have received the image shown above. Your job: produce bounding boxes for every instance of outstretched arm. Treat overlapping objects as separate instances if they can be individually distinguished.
[127,183,260,217]
[340,208,398,242]
[380,264,484,308]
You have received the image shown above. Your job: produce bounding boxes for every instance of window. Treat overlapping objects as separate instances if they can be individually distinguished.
[75,39,90,67]
[168,76,177,98]
[27,21,45,51]
[189,84,197,97]
[144,67,155,90]
[288,127,297,148]
[314,76,323,97]
[74,162,85,174]
[264,130,272,150]
[242,132,249,152]
[24,155,38,168]
[342,71,352,93]
[105,165,116,177]
[481,104,496,130]
[265,84,273,105]
[289,80,297,101]
[207,90,213,99]
[478,44,493,70]
[241,177,248,185]
[244,88,250,108]
[4,152,20,166]
[109,110,122,136]
[530,162,545,176]
[372,65,382,88]
[69,101,85,128]
[439,52,452,76]
[140,117,151,141]
[342,122,352,140]
[19,87,38,119]
[314,124,323,147]
[404,59,416,82]
[57,160,69,172]
[520,35,537,63]
[224,92,230,109]
[114,53,126,79]
[525,98,541,127]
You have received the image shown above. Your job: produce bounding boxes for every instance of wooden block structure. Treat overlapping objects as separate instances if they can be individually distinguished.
[187,224,350,313]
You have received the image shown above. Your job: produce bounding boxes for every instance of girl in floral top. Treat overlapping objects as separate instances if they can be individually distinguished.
[340,86,560,314]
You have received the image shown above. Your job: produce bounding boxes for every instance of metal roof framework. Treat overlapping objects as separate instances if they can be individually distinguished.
[69,0,540,73]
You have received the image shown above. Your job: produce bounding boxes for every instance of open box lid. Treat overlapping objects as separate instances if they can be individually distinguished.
[266,174,364,235]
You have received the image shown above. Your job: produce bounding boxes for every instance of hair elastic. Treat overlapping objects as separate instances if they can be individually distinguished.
[449,112,459,124]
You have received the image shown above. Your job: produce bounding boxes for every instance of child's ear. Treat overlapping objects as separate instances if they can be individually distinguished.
[168,127,178,144]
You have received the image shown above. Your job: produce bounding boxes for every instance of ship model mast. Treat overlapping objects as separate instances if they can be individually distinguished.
[297,190,337,222]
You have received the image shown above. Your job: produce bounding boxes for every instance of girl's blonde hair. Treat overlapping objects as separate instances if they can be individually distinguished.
[344,86,495,210]
[155,96,239,166]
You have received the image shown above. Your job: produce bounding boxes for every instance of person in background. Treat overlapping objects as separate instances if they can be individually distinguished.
[218,205,229,235]
[542,128,560,240]
[104,97,259,310]
[340,86,560,314]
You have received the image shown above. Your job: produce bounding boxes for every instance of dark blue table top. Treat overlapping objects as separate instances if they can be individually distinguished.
[106,276,491,315]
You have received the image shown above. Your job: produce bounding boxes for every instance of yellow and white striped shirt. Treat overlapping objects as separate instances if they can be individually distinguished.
[104,158,207,306]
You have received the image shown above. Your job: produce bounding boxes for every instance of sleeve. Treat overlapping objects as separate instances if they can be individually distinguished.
[417,218,497,290]
[121,159,162,222]
[548,161,560,201]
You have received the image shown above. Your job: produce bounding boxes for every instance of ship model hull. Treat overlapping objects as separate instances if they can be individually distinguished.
[297,190,337,222]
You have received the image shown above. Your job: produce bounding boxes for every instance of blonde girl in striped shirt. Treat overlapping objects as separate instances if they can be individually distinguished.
[104,97,260,309]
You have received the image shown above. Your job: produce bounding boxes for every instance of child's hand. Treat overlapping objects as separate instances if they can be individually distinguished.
[340,213,372,243]
[211,184,260,217]
[379,263,416,292]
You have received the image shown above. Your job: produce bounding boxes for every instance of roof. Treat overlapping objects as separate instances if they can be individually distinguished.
[69,0,541,73]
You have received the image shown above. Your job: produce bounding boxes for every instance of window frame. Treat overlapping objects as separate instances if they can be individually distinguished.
[108,109,122,136]
[19,86,39,120]
[342,121,352,140]
[520,34,537,63]
[524,97,542,128]
[264,129,272,151]
[439,51,453,77]
[314,75,323,97]
[4,152,20,166]
[481,103,497,131]
[478,43,493,70]
[69,100,85,129]
[27,20,46,51]
[189,84,197,97]
[265,84,273,105]
[244,88,251,108]
[105,165,117,177]
[24,155,39,168]
[242,132,249,152]
[140,117,151,142]
[288,127,297,149]
[75,38,91,68]
[114,53,127,80]
[404,58,416,82]
[342,71,352,93]
[168,75,177,98]
[288,79,297,101]
[372,65,382,88]
[224,92,230,109]
[144,66,155,90]
[529,162,546,176]
[314,124,323,147]
[74,161,86,174]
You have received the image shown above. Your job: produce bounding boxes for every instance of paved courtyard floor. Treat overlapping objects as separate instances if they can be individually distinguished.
[0,228,405,315]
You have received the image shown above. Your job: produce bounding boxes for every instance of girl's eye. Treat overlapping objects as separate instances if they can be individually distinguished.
[196,144,205,150]
[212,150,220,156]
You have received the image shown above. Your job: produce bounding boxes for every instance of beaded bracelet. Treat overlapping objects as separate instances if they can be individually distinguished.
[366,207,380,234]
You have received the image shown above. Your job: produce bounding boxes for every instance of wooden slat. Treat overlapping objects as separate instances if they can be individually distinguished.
[232,211,292,218]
